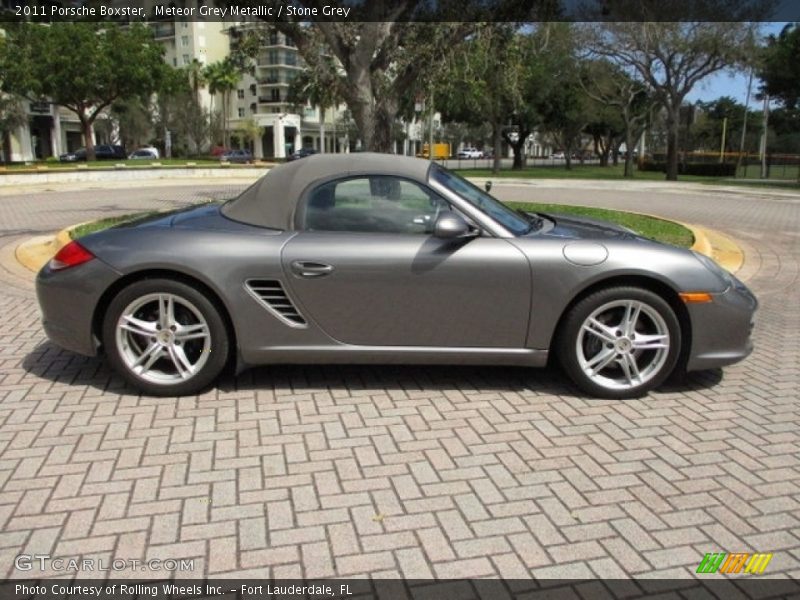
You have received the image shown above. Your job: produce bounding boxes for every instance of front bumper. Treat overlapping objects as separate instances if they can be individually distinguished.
[36,258,121,357]
[685,276,758,371]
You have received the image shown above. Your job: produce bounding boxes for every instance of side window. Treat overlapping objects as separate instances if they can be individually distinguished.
[303,176,449,234]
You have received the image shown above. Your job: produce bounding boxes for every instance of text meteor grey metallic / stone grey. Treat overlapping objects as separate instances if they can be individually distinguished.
[35,154,757,399]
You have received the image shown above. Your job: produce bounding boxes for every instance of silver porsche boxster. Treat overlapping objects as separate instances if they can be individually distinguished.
[36,154,757,398]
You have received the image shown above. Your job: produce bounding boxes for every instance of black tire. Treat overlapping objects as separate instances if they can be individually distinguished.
[557,286,682,399]
[102,278,229,396]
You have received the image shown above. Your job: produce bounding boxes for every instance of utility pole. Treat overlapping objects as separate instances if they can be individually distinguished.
[759,94,770,179]
[719,117,727,163]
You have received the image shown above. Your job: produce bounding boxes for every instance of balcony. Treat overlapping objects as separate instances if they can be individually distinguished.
[150,23,175,39]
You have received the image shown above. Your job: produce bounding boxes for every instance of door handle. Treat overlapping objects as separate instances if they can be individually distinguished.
[291,261,334,278]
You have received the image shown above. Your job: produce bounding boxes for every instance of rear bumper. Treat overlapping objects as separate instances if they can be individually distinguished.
[686,277,758,371]
[36,258,121,357]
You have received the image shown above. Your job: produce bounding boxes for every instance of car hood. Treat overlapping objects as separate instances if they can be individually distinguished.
[533,212,639,241]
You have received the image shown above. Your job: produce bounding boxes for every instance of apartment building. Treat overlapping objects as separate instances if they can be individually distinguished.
[227,24,351,159]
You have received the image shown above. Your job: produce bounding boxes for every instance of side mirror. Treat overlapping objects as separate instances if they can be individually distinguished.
[484,180,492,193]
[434,211,479,239]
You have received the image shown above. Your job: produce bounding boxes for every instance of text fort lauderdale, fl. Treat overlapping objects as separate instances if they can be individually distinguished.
[155,3,352,18]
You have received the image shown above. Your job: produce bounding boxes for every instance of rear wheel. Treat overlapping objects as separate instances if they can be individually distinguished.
[102,279,229,396]
[557,286,681,399]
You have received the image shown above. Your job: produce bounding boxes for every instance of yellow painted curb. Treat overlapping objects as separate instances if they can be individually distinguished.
[15,223,84,273]
[686,224,744,274]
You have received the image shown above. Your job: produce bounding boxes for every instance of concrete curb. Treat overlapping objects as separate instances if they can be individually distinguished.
[14,213,744,277]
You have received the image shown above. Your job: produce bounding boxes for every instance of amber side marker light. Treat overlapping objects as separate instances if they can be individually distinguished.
[679,292,714,304]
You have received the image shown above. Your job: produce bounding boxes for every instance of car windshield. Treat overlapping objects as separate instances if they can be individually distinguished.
[429,164,532,235]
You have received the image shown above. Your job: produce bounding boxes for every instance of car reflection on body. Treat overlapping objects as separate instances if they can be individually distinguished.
[36,154,756,398]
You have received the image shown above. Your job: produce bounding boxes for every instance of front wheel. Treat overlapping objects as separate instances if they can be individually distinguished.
[557,286,681,399]
[102,279,229,396]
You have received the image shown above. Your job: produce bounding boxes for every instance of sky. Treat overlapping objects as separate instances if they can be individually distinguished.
[685,22,789,105]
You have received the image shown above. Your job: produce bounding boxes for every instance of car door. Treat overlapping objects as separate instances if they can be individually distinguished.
[280,175,532,348]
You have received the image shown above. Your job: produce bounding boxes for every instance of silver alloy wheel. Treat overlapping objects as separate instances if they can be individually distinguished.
[115,293,211,385]
[576,299,670,391]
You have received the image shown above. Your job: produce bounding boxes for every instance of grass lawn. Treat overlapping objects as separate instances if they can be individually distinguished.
[508,201,694,248]
[71,201,694,249]
[458,164,800,189]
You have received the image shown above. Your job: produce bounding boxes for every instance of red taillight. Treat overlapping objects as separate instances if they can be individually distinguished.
[48,240,95,271]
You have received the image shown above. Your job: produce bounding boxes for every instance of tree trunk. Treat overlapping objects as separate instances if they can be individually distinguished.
[81,117,96,161]
[599,141,610,167]
[319,106,326,153]
[505,128,530,170]
[665,107,680,181]
[345,70,397,154]
[612,141,621,166]
[492,122,502,174]
[564,146,573,171]
[624,129,635,178]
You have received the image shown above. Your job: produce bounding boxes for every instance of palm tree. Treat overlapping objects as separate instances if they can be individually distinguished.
[185,58,207,107]
[288,58,342,153]
[204,59,241,147]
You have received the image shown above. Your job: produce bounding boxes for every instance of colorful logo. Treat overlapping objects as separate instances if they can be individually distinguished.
[696,552,773,575]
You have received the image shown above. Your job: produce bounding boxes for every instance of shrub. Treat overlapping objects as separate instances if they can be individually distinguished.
[638,161,736,177]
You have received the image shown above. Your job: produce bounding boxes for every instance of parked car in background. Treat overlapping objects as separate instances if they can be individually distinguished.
[457,147,484,159]
[219,149,253,164]
[551,152,566,159]
[287,147,318,161]
[37,154,757,399]
[129,147,159,160]
[59,144,126,162]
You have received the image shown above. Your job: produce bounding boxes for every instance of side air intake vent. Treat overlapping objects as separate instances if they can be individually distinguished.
[245,279,307,327]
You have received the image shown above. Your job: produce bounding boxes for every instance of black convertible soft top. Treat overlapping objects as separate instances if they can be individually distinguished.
[221,153,432,230]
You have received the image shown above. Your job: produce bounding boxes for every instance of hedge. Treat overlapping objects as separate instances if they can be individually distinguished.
[638,161,737,177]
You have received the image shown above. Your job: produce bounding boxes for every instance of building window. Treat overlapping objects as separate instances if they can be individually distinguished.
[172,57,177,67]
[271,89,281,102]
[238,108,245,118]
[183,54,190,65]
[182,22,188,28]
[237,89,245,99]
[181,36,189,47]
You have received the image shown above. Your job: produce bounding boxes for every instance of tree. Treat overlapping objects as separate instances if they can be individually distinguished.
[538,66,591,171]
[0,94,27,164]
[185,58,208,107]
[759,23,800,110]
[590,21,758,180]
[0,22,165,161]
[234,117,263,154]
[437,24,518,173]
[581,59,653,176]
[226,2,477,153]
[287,56,342,154]
[203,59,241,148]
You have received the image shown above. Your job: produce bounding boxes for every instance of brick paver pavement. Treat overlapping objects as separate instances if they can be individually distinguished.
[0,178,798,580]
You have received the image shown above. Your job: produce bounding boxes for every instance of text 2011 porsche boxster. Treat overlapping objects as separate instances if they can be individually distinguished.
[36,154,757,398]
